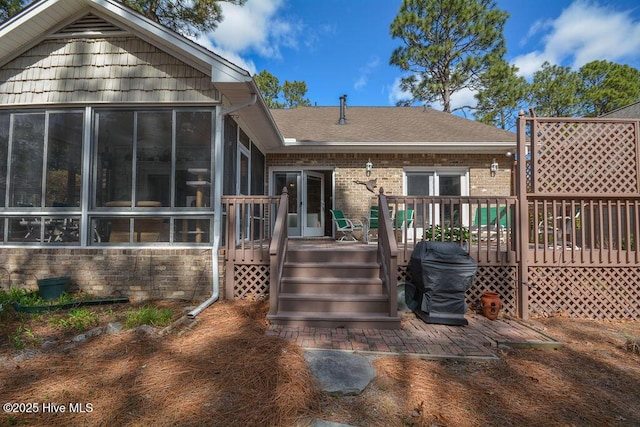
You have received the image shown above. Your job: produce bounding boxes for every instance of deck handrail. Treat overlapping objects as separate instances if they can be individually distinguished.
[268,188,289,316]
[378,192,398,317]
[528,196,640,266]
[222,194,282,263]
[385,195,518,265]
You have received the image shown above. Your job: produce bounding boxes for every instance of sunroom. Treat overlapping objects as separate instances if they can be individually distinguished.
[0,0,280,301]
[1,108,217,245]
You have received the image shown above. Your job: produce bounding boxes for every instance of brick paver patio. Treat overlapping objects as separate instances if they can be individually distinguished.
[267,313,562,360]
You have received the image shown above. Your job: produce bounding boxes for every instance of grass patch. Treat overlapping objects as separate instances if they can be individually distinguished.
[9,324,40,350]
[624,335,640,354]
[125,305,173,328]
[49,308,100,332]
[0,287,93,308]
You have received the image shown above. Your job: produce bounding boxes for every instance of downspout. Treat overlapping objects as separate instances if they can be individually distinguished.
[187,92,257,319]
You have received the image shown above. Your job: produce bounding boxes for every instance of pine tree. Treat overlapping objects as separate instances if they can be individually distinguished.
[390,0,508,113]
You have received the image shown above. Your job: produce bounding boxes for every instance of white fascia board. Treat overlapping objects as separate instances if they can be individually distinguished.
[0,0,60,34]
[210,60,252,83]
[0,0,80,62]
[274,140,516,154]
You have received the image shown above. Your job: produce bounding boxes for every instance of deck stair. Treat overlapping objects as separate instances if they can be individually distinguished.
[267,244,401,329]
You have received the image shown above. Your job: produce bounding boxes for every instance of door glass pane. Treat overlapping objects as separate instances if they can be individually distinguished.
[274,173,298,228]
[95,111,134,207]
[10,113,45,207]
[46,112,83,207]
[407,173,431,196]
[176,111,211,208]
[239,151,249,195]
[136,111,172,207]
[0,112,9,207]
[439,175,462,225]
[407,172,432,224]
[439,176,461,196]
[306,174,322,228]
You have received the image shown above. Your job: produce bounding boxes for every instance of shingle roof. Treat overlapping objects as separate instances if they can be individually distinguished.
[600,101,640,119]
[269,106,516,153]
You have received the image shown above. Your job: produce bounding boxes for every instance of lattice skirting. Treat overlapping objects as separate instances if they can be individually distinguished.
[233,264,270,299]
[398,265,518,316]
[528,266,640,319]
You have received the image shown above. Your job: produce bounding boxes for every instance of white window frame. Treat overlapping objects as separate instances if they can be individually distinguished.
[404,167,470,226]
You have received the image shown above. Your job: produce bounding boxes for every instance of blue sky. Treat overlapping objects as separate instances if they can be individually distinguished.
[197,0,640,109]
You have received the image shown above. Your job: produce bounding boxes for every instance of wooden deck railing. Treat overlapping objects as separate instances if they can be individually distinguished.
[385,195,519,266]
[268,189,288,316]
[528,195,640,266]
[222,194,282,264]
[377,192,398,317]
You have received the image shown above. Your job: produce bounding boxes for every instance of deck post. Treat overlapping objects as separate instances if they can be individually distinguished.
[268,188,288,316]
[516,111,529,320]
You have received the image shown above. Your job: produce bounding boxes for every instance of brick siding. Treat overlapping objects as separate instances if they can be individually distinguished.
[267,152,514,220]
[0,248,224,302]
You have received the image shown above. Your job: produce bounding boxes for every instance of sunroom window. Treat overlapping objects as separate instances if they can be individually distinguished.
[0,108,214,246]
[92,109,213,244]
[0,110,83,243]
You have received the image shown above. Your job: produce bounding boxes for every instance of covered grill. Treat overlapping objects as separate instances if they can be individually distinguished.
[407,241,477,326]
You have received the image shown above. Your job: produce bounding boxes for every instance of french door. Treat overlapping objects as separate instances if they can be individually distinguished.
[273,170,325,237]
[303,171,324,237]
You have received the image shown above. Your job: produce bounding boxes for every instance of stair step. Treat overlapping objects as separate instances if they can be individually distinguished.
[270,242,399,330]
[283,261,380,279]
[277,293,389,312]
[286,247,377,263]
[267,311,401,330]
[280,277,383,294]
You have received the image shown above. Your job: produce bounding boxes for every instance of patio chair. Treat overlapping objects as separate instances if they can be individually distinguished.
[471,206,507,243]
[538,208,580,249]
[393,209,414,241]
[330,209,364,241]
[394,209,414,230]
[365,205,395,243]
[366,206,378,243]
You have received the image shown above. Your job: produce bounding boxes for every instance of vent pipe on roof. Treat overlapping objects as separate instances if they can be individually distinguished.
[338,94,347,124]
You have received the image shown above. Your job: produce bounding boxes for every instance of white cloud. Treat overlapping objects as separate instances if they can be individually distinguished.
[354,56,381,91]
[199,0,302,64]
[513,51,556,78]
[387,77,478,111]
[513,0,640,78]
[387,77,410,105]
[195,36,258,75]
[450,87,478,112]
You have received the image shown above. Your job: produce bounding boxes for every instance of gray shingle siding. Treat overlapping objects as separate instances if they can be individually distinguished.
[0,37,220,105]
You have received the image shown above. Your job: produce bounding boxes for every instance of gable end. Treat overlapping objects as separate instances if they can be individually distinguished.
[0,36,221,105]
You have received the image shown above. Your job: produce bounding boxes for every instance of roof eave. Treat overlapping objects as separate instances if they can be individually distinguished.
[270,140,517,154]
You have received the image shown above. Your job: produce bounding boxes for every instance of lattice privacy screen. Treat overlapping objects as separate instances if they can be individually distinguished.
[528,266,640,319]
[530,120,638,194]
[233,264,269,299]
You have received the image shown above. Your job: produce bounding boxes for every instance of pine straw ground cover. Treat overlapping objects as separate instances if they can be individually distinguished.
[0,298,639,427]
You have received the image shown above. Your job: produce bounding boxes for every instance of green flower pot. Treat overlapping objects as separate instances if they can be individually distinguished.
[37,276,70,301]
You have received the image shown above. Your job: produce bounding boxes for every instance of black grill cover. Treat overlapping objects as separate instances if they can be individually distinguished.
[408,241,477,325]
